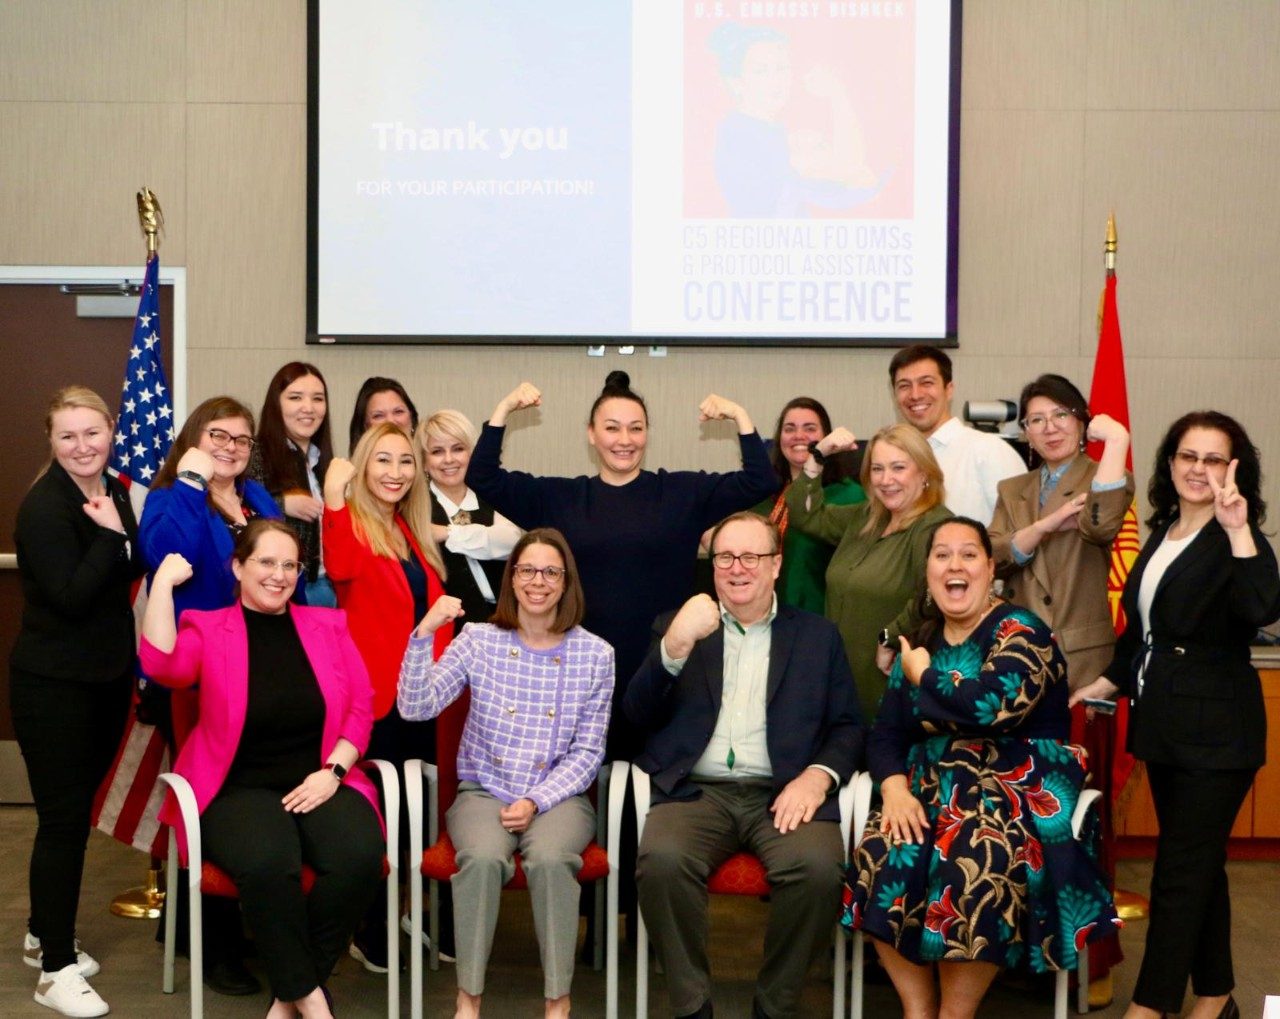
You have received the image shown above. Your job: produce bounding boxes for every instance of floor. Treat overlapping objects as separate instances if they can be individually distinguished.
[1,806,1277,1018]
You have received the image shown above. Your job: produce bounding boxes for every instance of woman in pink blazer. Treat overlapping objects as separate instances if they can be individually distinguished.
[140,518,382,1019]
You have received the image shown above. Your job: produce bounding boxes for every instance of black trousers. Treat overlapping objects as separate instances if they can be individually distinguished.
[202,784,383,1001]
[1132,762,1255,1013]
[10,668,130,973]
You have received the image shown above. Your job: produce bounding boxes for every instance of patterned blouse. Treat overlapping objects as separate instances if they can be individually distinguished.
[397,622,614,813]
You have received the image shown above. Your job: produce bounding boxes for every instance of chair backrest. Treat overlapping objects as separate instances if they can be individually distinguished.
[433,687,471,826]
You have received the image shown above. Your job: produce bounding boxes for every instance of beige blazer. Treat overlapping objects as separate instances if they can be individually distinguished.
[989,456,1135,690]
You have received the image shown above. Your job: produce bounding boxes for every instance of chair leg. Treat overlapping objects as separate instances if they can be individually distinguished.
[189,875,203,1019]
[163,836,178,994]
[636,912,649,1019]
[1054,968,1068,1019]
[428,878,440,972]
[833,926,846,1019]
[850,929,864,1019]
[1076,949,1090,1015]
[593,877,605,972]
[386,861,399,1019]
[410,866,423,1019]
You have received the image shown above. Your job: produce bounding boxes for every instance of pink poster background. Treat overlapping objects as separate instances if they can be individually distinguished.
[683,2,916,220]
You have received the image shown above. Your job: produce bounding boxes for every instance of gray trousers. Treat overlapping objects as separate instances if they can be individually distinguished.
[446,783,595,999]
[636,782,843,1018]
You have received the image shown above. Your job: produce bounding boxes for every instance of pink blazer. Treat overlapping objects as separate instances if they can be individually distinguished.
[139,604,379,857]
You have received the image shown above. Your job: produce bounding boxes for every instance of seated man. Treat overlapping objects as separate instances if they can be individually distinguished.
[627,511,865,1019]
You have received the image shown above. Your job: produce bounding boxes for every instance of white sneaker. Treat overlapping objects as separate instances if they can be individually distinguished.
[24,934,100,979]
[399,913,455,963]
[33,963,109,1017]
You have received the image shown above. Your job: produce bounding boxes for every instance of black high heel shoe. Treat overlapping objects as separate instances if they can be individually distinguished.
[1216,996,1239,1019]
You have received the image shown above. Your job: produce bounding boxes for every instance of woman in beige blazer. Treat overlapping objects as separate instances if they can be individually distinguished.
[989,374,1134,692]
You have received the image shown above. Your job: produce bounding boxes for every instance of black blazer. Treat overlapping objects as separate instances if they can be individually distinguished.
[1104,518,1280,770]
[624,603,865,822]
[10,463,145,682]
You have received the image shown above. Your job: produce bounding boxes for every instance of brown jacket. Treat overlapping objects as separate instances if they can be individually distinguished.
[989,456,1134,690]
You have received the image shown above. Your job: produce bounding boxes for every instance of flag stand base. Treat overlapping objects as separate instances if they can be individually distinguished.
[1115,887,1149,920]
[109,863,165,919]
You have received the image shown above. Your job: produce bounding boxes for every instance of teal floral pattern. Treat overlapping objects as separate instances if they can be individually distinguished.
[842,604,1121,971]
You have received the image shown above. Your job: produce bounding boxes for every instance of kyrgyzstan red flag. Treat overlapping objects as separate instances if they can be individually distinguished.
[1085,272,1141,802]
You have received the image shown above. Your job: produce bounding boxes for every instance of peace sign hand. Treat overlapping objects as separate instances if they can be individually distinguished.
[1208,458,1248,532]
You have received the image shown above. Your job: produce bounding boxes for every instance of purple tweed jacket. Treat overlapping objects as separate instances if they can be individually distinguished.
[398,623,614,813]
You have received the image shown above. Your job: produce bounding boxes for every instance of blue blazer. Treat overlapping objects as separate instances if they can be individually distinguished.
[139,478,289,617]
[624,602,865,822]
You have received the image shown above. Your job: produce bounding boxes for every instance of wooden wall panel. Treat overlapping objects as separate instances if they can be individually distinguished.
[962,1,1086,111]
[186,0,306,103]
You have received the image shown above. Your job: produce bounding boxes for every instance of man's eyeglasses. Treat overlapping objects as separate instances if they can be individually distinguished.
[710,551,779,571]
[513,564,565,584]
[206,427,255,452]
[1172,450,1230,470]
[1021,409,1076,432]
[248,556,301,575]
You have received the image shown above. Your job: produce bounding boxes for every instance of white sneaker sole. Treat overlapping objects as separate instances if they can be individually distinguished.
[398,914,455,963]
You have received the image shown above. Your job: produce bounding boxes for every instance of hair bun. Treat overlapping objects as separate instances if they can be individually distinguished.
[603,370,631,393]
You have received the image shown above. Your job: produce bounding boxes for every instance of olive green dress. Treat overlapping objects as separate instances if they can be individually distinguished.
[786,474,951,721]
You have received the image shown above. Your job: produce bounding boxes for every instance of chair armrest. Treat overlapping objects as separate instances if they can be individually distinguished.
[837,773,857,864]
[630,764,653,840]
[404,758,426,865]
[1072,788,1102,840]
[605,760,629,869]
[359,759,400,876]
[158,772,202,889]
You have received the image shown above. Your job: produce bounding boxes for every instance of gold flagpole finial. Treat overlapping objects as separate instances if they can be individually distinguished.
[136,187,164,257]
[1104,212,1117,275]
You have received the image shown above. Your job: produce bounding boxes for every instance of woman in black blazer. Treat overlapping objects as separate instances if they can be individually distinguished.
[9,386,145,1017]
[1073,410,1280,1019]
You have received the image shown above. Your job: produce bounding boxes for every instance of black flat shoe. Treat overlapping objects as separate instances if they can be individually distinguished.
[205,958,261,996]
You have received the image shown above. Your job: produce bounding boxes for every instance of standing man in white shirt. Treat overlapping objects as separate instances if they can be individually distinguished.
[888,344,1025,525]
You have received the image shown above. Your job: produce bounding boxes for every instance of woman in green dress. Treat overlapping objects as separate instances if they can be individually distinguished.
[753,396,865,613]
[787,423,950,721]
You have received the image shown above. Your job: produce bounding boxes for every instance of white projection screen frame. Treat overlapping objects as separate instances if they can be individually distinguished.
[307,0,961,347]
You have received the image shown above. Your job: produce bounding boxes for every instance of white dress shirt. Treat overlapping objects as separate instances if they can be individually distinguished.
[430,482,523,603]
[928,416,1026,525]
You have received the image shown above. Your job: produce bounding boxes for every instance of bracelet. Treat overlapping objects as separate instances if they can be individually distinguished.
[177,470,208,489]
[806,441,827,465]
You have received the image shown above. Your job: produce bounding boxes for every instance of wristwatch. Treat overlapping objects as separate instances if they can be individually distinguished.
[324,761,348,780]
[176,469,208,489]
[806,441,827,465]
[878,628,894,649]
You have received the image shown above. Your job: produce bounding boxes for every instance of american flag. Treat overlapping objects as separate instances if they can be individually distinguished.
[91,253,174,856]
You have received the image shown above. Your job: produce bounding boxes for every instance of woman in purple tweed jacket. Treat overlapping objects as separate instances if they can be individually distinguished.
[398,527,613,1019]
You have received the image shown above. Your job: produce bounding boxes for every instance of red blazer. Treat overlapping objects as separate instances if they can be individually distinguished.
[322,504,452,718]
[138,604,379,857]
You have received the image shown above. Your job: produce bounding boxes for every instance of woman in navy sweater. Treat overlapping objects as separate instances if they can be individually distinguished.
[466,371,776,761]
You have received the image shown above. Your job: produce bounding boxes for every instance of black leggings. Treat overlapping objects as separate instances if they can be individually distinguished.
[202,784,384,1001]
[10,668,131,972]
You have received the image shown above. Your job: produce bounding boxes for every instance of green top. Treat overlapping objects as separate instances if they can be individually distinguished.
[786,473,951,722]
[753,476,866,615]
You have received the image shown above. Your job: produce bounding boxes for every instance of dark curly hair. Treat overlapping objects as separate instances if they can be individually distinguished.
[910,516,995,649]
[1147,411,1266,529]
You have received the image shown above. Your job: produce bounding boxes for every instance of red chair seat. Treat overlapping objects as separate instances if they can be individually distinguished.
[420,832,609,889]
[199,858,389,898]
[706,852,770,896]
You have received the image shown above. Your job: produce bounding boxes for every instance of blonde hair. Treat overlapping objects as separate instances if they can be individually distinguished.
[36,385,114,482]
[416,409,478,455]
[347,423,446,579]
[859,423,946,536]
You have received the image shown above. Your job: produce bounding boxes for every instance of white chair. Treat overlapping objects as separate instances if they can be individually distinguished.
[632,766,871,1019]
[159,760,400,1019]
[404,757,629,1019]
[843,783,1102,1018]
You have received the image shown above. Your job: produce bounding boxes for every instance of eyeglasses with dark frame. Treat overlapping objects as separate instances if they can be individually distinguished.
[710,551,779,571]
[512,564,566,584]
[206,427,255,452]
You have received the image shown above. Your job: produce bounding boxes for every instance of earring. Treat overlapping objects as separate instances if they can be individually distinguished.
[923,591,933,609]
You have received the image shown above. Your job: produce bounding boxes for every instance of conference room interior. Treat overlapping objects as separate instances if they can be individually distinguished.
[4,2,1280,1017]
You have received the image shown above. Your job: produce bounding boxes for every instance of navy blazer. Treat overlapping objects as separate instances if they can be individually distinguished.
[1104,518,1280,770]
[624,602,865,822]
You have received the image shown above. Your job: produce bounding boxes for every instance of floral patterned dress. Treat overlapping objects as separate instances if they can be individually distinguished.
[843,603,1120,972]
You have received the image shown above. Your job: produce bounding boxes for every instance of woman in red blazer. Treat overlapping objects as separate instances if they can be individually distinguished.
[322,421,453,966]
[140,519,382,1019]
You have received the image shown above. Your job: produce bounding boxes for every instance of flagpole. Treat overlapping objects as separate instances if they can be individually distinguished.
[1103,212,1150,924]
[108,187,168,921]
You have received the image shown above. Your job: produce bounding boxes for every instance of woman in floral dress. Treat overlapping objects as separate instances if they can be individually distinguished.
[845,517,1120,1017]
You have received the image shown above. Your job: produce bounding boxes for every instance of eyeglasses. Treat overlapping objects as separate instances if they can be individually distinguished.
[248,556,301,575]
[513,564,565,584]
[1172,450,1230,470]
[710,551,779,571]
[206,427,255,452]
[1021,409,1076,432]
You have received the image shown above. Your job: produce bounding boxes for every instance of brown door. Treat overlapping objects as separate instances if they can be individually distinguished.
[1,281,174,801]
